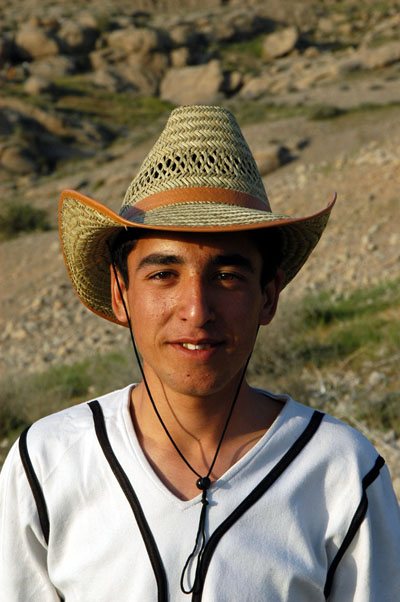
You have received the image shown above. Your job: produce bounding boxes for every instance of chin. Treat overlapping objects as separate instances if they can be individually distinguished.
[167,372,241,399]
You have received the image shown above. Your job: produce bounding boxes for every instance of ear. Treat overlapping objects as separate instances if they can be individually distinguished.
[259,268,285,326]
[110,265,130,326]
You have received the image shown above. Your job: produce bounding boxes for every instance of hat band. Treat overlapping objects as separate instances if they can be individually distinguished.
[121,187,271,220]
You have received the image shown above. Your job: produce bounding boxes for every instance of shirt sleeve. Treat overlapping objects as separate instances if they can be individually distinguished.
[329,463,400,601]
[0,440,61,602]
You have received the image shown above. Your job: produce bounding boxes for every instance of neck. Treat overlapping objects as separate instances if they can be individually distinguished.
[131,372,249,449]
[130,376,283,500]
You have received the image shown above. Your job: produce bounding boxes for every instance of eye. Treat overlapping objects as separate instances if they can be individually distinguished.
[216,271,244,282]
[149,270,176,280]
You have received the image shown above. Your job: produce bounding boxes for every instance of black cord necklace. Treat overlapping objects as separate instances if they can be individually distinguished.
[110,250,250,594]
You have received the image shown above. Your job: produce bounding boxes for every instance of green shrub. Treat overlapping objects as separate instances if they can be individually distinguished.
[309,105,345,120]
[0,203,51,239]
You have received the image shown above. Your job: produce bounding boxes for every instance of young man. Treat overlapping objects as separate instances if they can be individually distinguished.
[1,105,399,601]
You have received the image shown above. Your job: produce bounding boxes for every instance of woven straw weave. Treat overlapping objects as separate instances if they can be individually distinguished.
[121,105,268,213]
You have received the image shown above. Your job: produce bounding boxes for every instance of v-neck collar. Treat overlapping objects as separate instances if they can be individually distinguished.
[119,385,293,508]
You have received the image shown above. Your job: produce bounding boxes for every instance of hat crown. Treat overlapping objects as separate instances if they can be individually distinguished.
[121,105,269,214]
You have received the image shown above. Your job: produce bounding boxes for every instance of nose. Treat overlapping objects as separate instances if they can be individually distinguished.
[178,276,215,326]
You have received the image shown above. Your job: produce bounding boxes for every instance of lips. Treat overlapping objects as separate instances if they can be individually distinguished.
[169,337,223,357]
[180,343,213,350]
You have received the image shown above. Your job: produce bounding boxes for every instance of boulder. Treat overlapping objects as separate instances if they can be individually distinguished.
[24,75,55,96]
[57,20,99,54]
[224,70,243,95]
[170,47,190,68]
[89,47,127,70]
[107,27,164,55]
[90,68,132,93]
[28,55,77,79]
[169,22,197,47]
[118,62,164,96]
[253,145,293,176]
[262,26,299,59]
[238,73,272,100]
[294,63,338,90]
[1,145,38,174]
[362,41,400,69]
[15,25,60,60]
[160,59,224,105]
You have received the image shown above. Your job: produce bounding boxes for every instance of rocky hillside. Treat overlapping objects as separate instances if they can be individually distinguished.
[0,0,399,490]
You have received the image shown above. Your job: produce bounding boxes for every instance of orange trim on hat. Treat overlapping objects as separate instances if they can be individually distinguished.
[122,187,270,218]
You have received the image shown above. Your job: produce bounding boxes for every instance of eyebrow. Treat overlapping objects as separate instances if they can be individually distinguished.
[136,254,184,271]
[136,252,255,272]
[211,254,255,273]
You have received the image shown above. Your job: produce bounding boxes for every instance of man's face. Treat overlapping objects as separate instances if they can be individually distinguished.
[111,231,283,400]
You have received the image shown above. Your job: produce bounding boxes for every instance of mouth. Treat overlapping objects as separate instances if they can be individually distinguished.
[170,338,223,358]
[180,343,213,351]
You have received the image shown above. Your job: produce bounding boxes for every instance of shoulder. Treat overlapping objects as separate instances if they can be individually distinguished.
[21,384,133,482]
[264,389,381,477]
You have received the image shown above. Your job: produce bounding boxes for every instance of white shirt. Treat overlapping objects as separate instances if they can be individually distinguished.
[1,385,400,601]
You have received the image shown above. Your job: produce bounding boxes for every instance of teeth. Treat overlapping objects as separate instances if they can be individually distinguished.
[181,343,212,350]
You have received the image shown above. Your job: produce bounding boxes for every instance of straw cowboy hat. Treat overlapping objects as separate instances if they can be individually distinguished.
[59,104,336,326]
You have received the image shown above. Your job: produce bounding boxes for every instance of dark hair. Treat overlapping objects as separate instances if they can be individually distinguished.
[110,227,283,289]
[252,227,283,288]
[109,229,139,287]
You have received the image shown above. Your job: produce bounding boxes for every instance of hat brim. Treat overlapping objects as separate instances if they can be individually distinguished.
[59,189,336,326]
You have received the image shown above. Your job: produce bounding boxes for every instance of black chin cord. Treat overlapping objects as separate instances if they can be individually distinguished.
[109,246,251,594]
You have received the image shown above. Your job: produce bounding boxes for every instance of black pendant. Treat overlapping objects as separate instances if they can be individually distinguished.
[196,476,211,491]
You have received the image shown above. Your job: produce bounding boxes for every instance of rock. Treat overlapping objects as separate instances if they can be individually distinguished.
[253,145,293,176]
[363,41,400,69]
[160,59,224,105]
[57,20,99,54]
[169,22,197,47]
[89,68,132,93]
[224,70,243,95]
[170,47,190,68]
[89,47,126,70]
[107,27,164,55]
[262,26,299,59]
[1,146,38,174]
[368,371,387,387]
[238,72,272,100]
[294,63,338,90]
[28,55,77,78]
[15,25,60,60]
[24,75,54,96]
[120,51,169,95]
[317,17,335,35]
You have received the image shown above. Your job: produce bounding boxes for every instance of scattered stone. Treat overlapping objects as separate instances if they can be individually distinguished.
[24,75,54,95]
[15,25,60,60]
[57,20,99,54]
[160,59,224,105]
[362,41,400,69]
[27,54,77,78]
[89,68,131,92]
[0,145,38,174]
[170,47,190,68]
[107,26,164,55]
[253,145,292,176]
[262,26,299,59]
[238,72,272,100]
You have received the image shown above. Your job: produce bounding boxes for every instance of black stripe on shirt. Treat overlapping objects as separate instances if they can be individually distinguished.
[192,410,325,600]
[324,454,385,599]
[19,426,50,545]
[88,400,168,602]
